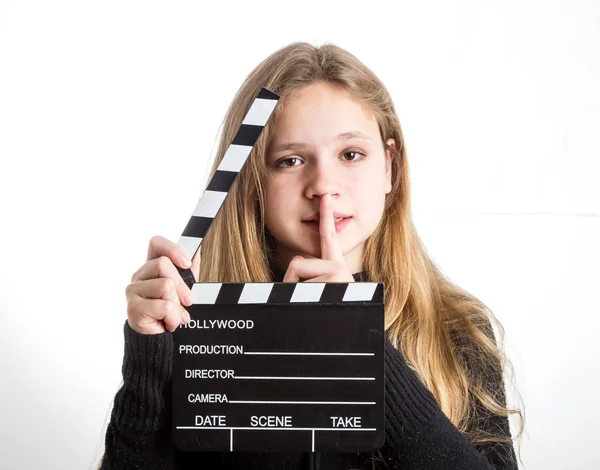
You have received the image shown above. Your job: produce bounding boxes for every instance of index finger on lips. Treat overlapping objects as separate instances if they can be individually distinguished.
[320,194,344,261]
[147,235,192,270]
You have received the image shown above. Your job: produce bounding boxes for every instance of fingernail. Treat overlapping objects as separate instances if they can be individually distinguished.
[181,309,191,323]
[184,292,193,305]
[181,256,192,268]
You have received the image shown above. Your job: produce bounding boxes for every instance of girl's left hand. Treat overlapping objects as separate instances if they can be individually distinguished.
[283,194,355,283]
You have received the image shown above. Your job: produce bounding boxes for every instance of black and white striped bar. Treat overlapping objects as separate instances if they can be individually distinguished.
[177,87,280,263]
[172,282,385,454]
[189,281,383,305]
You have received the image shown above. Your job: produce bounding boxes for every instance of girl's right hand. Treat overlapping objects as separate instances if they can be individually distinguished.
[125,235,201,335]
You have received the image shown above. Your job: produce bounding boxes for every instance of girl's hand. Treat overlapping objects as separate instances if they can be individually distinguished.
[283,194,355,283]
[125,235,201,335]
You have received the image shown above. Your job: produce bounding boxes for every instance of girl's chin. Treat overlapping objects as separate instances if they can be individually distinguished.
[277,244,320,262]
[288,249,320,260]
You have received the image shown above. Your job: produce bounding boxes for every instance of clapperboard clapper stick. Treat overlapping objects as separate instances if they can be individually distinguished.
[171,87,386,453]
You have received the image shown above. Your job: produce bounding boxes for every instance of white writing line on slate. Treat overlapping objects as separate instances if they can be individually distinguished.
[176,426,377,431]
[228,400,375,405]
[234,376,375,380]
[244,351,374,356]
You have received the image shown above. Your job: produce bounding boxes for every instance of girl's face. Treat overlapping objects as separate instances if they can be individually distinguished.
[264,81,395,273]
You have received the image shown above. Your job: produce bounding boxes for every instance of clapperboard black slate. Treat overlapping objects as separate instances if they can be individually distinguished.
[170,86,385,453]
[172,281,385,453]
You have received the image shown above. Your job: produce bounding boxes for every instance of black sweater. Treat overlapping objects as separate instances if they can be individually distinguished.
[100,268,518,469]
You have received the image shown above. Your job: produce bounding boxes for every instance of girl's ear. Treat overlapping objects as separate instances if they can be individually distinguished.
[385,138,396,194]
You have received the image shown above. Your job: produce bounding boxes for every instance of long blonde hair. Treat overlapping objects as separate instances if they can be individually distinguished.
[197,41,524,461]
[95,41,524,469]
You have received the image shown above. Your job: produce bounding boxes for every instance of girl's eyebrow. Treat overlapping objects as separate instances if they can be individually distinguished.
[270,131,372,153]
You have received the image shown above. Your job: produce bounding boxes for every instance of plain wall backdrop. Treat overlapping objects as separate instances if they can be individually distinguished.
[1,0,598,468]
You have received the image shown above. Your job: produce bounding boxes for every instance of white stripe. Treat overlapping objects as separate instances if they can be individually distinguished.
[241,97,278,126]
[218,144,252,173]
[177,235,202,263]
[290,283,326,302]
[192,190,227,218]
[238,283,274,304]
[191,283,222,304]
[342,283,378,302]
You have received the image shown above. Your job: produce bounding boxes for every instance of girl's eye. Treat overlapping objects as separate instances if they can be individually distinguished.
[342,150,365,162]
[275,150,365,168]
[276,157,302,168]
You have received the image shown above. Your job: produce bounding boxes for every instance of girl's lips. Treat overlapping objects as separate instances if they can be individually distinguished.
[302,217,352,233]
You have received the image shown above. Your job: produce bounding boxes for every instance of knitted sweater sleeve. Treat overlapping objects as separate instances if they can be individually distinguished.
[99,319,176,469]
[99,268,197,469]
[380,334,518,469]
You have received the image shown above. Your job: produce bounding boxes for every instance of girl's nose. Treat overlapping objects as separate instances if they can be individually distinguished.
[304,160,342,200]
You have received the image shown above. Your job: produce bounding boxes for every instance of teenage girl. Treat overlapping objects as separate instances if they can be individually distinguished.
[98,42,524,469]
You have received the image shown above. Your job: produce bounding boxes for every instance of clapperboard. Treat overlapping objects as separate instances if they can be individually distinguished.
[172,87,385,453]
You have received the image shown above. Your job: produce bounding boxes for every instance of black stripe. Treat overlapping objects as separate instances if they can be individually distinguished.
[181,216,213,238]
[206,171,237,193]
[257,88,279,100]
[320,283,349,303]
[267,283,296,304]
[215,283,245,304]
[232,124,264,147]
[372,283,384,303]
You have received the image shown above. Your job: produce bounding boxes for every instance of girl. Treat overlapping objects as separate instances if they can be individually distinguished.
[98,42,524,469]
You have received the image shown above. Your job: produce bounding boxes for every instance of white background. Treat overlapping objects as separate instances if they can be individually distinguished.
[1,1,598,469]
